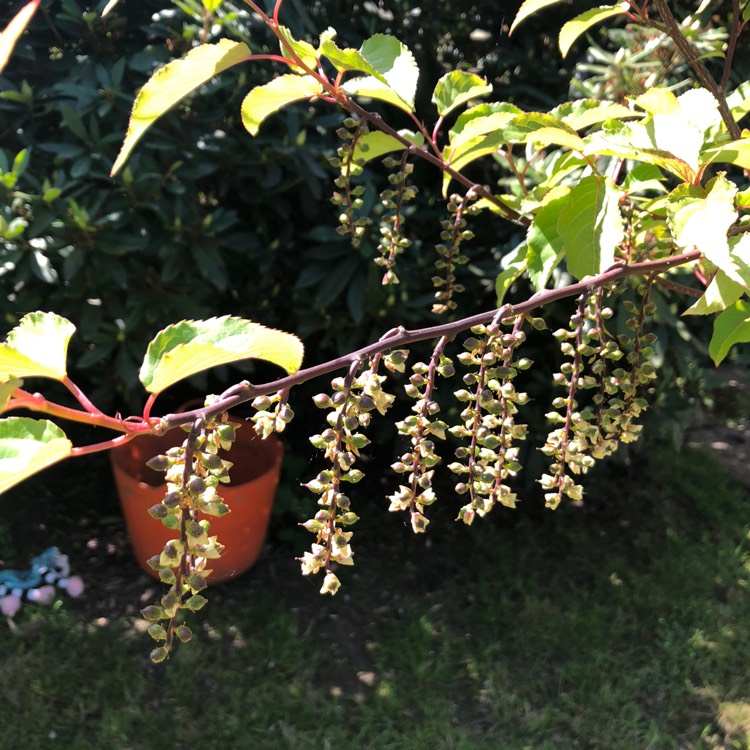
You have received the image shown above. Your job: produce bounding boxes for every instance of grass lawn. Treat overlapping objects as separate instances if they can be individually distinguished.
[1,443,750,749]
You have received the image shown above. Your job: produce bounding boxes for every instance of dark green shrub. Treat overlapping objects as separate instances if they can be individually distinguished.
[0,0,584,409]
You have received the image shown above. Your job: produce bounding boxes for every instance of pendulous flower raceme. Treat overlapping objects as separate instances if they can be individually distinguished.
[540,285,658,509]
[141,409,238,662]
[388,338,453,533]
[448,314,533,524]
[302,358,396,594]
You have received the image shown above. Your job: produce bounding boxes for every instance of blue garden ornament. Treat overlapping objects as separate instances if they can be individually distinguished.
[0,547,84,617]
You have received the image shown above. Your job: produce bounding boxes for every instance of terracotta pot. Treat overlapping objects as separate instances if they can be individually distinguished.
[110,425,282,584]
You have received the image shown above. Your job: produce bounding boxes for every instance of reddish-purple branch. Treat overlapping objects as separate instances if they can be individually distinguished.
[158,250,700,431]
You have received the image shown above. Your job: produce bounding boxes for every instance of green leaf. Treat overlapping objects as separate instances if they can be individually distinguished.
[278,26,318,71]
[683,270,745,316]
[450,102,522,140]
[558,175,623,280]
[633,87,680,116]
[502,112,584,151]
[332,34,418,113]
[550,99,635,131]
[111,40,250,175]
[0,417,72,495]
[359,34,418,110]
[432,71,492,118]
[442,131,505,196]
[510,0,566,34]
[441,105,522,194]
[351,130,424,165]
[727,80,750,122]
[140,316,304,394]
[341,76,412,113]
[0,377,21,413]
[527,190,570,289]
[701,138,750,170]
[0,312,75,381]
[319,35,381,76]
[709,300,750,365]
[668,173,743,286]
[586,89,721,179]
[495,245,528,305]
[585,127,695,182]
[559,4,629,58]
[622,163,667,194]
[240,74,323,136]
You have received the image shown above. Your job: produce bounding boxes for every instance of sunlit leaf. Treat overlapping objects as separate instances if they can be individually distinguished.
[503,112,584,151]
[111,40,250,175]
[668,173,745,286]
[140,316,304,394]
[683,270,745,316]
[551,99,635,131]
[101,0,121,17]
[510,0,566,34]
[341,77,412,113]
[633,87,680,116]
[0,417,72,495]
[450,102,522,140]
[351,130,424,165]
[727,81,750,122]
[0,377,22,413]
[319,35,382,77]
[441,131,505,196]
[0,312,75,381]
[709,300,750,365]
[701,138,750,170]
[559,4,629,58]
[527,190,570,289]
[0,0,40,74]
[278,26,318,71]
[558,176,623,280]
[241,74,323,136]
[585,128,696,182]
[495,245,528,305]
[359,34,418,110]
[432,71,492,118]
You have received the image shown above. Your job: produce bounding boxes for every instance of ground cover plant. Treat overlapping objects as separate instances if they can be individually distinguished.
[1,0,750,667]
[2,443,750,748]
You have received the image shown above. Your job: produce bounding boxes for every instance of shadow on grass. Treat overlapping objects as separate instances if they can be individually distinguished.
[1,445,749,749]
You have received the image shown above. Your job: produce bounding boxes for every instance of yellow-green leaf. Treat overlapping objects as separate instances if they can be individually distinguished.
[551,99,636,131]
[278,26,318,72]
[111,40,250,175]
[0,312,75,381]
[633,88,680,116]
[559,4,629,58]
[668,173,743,286]
[683,269,745,316]
[0,0,40,74]
[0,417,72,495]
[495,245,528,305]
[701,138,750,170]
[558,176,623,280]
[510,0,566,34]
[709,300,750,365]
[241,74,323,136]
[341,76,413,114]
[359,34,418,110]
[432,71,492,118]
[140,316,304,394]
[352,130,424,165]
[0,377,22,413]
